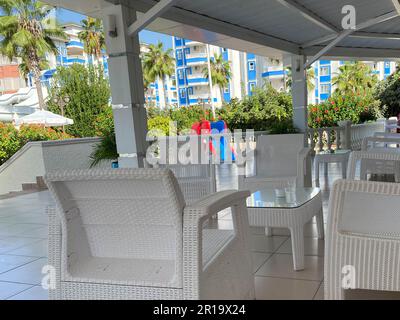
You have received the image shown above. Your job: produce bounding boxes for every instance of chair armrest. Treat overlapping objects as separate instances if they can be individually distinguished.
[184,190,250,222]
[298,147,312,161]
[182,190,251,299]
[297,147,311,174]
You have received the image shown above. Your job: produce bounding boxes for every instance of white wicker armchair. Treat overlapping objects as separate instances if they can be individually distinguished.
[238,134,311,192]
[325,179,400,300]
[45,168,254,300]
[347,150,400,182]
[149,136,217,204]
[160,164,216,205]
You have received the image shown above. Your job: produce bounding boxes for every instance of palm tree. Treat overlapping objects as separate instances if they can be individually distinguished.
[78,17,105,65]
[0,0,66,110]
[332,61,378,94]
[203,53,232,104]
[285,66,315,92]
[142,42,175,108]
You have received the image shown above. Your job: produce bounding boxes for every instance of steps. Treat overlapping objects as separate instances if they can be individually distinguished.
[21,176,48,192]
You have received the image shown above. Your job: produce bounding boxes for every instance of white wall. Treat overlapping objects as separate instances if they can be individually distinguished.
[0,138,110,195]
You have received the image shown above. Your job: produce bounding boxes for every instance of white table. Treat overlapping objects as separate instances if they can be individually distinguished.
[314,149,351,187]
[247,187,324,271]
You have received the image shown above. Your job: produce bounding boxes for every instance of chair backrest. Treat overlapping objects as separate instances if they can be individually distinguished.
[362,136,400,151]
[328,179,400,239]
[45,169,186,262]
[255,134,304,177]
[347,150,400,181]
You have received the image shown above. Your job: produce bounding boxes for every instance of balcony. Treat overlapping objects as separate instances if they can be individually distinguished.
[186,55,208,66]
[186,76,209,85]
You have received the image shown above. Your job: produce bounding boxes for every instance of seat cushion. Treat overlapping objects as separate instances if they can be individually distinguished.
[65,257,178,288]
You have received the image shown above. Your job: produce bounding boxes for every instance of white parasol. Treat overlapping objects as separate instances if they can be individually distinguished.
[15,110,73,127]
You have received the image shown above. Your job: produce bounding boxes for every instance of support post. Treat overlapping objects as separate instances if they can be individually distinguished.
[291,55,308,133]
[102,4,148,168]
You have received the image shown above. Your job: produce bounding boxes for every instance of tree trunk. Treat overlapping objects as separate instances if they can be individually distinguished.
[161,77,168,110]
[29,49,45,110]
[33,69,45,110]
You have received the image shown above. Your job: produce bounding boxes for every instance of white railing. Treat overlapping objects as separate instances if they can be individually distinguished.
[306,119,386,153]
[306,125,347,154]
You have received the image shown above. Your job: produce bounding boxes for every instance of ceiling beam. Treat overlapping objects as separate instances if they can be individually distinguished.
[275,0,339,32]
[350,31,400,40]
[127,0,179,36]
[305,10,399,67]
[302,10,399,49]
[125,0,300,54]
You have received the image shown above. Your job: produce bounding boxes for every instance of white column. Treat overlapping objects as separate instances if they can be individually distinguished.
[102,4,148,168]
[291,55,308,133]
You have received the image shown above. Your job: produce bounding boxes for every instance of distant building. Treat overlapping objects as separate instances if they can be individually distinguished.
[0,56,26,94]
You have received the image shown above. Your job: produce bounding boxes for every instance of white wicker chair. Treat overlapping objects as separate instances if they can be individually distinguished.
[159,164,216,205]
[149,136,217,204]
[45,168,254,300]
[238,134,311,192]
[348,150,400,182]
[325,179,400,300]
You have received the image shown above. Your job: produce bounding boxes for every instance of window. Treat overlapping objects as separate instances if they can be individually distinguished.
[320,66,330,76]
[320,84,330,94]
[187,87,193,95]
[180,90,186,98]
[224,86,229,93]
[177,50,182,60]
[249,82,256,92]
[178,70,184,79]
[248,61,255,71]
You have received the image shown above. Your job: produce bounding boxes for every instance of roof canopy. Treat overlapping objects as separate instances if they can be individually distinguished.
[46,0,400,60]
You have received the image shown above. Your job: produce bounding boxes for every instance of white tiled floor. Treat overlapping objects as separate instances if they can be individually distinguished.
[0,162,343,300]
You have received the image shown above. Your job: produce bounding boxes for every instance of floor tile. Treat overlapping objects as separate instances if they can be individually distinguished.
[0,281,32,299]
[250,235,288,253]
[255,276,321,300]
[7,285,48,300]
[6,239,47,257]
[0,255,37,274]
[276,237,325,256]
[252,252,271,273]
[256,254,324,281]
[314,282,324,300]
[0,237,43,254]
[0,224,45,237]
[0,258,47,285]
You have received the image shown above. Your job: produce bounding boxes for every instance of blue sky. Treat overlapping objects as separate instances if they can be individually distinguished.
[57,8,172,49]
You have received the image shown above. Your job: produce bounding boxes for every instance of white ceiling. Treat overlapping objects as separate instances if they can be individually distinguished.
[44,0,400,60]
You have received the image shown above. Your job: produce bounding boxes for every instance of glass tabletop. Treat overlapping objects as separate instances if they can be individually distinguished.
[246,187,320,209]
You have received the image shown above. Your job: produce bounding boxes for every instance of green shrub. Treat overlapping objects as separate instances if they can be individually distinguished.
[48,64,111,138]
[375,68,400,117]
[217,85,293,131]
[308,92,383,128]
[0,123,21,165]
[0,123,71,165]
[148,115,172,137]
[94,106,114,136]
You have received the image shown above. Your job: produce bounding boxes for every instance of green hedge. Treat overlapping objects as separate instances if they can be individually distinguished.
[0,123,71,165]
[308,92,383,128]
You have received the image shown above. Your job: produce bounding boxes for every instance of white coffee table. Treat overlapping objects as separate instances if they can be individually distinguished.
[314,149,351,187]
[247,187,324,271]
